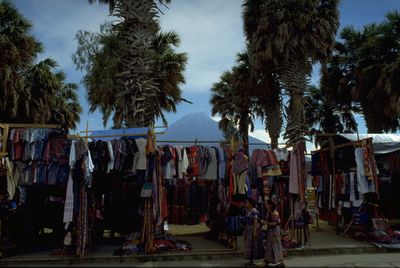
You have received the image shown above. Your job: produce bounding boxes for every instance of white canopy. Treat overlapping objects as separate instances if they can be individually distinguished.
[337,134,400,154]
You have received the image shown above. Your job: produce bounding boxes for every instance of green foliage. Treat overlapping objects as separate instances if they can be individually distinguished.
[0,0,81,130]
[210,51,259,155]
[74,2,188,128]
[323,11,400,132]
[304,85,359,135]
[243,0,340,147]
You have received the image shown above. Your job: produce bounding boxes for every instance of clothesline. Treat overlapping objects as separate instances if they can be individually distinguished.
[67,132,165,140]
[311,138,372,153]
[0,123,61,153]
[78,125,166,133]
[156,140,281,146]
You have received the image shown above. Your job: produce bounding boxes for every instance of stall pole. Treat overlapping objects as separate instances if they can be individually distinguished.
[328,137,340,235]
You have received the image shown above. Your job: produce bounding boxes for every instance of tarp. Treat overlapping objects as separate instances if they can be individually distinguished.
[89,127,148,141]
[337,134,400,154]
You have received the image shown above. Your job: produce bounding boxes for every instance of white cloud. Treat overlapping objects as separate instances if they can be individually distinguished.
[159,0,245,93]
[211,115,221,122]
[249,129,287,145]
[249,129,271,143]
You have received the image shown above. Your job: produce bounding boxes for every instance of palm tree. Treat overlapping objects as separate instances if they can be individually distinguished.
[304,85,359,134]
[153,29,188,125]
[24,59,82,130]
[210,66,255,156]
[73,22,188,128]
[323,12,400,132]
[25,58,60,124]
[252,71,282,149]
[86,0,175,128]
[0,0,42,120]
[51,73,82,130]
[243,0,340,146]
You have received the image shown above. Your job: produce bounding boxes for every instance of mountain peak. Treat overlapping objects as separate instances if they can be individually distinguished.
[159,113,266,148]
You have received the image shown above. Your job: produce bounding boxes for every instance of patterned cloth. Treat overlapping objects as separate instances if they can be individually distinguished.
[233,152,249,174]
[264,210,283,264]
[244,208,264,260]
[251,149,269,167]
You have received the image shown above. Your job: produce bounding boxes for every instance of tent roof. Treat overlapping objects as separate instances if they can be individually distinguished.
[337,134,400,154]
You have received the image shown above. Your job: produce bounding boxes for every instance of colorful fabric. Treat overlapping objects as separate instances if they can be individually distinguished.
[251,149,269,167]
[264,210,283,264]
[355,148,375,194]
[217,146,226,181]
[244,208,264,260]
[289,143,306,200]
[234,172,247,195]
[233,152,249,174]
[203,147,218,180]
[266,150,279,166]
[187,146,199,177]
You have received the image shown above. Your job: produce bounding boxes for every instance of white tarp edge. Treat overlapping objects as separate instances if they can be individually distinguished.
[337,134,400,154]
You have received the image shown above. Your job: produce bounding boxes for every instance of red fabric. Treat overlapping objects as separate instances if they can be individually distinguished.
[160,187,168,220]
[335,173,344,195]
[188,146,199,176]
[266,150,279,166]
[14,129,24,161]
[251,149,269,167]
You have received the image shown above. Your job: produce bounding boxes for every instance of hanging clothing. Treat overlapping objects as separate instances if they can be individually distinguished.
[203,147,218,180]
[63,140,76,225]
[176,146,189,179]
[289,144,306,200]
[251,149,269,167]
[273,148,289,162]
[5,158,16,199]
[106,141,114,173]
[233,152,249,174]
[217,147,226,182]
[164,146,176,180]
[187,146,200,177]
[134,138,147,171]
[355,148,375,194]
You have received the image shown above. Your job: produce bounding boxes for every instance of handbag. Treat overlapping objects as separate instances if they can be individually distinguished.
[371,218,388,231]
[140,182,153,198]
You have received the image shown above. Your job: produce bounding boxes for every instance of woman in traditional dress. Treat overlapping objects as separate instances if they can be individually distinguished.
[261,199,285,267]
[243,198,264,266]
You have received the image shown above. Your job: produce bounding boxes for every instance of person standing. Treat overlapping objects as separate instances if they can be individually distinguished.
[243,198,264,266]
[261,200,285,267]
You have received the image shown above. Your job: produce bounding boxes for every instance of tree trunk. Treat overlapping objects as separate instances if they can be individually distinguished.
[239,115,250,156]
[362,104,383,133]
[280,57,309,147]
[113,0,160,128]
[265,101,282,149]
[242,130,249,157]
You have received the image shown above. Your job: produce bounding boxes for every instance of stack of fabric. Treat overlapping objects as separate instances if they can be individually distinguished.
[113,232,192,256]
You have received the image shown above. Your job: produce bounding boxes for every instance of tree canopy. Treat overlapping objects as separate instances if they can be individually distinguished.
[0,0,82,130]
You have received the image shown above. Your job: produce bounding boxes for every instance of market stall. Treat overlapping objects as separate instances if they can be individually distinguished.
[311,134,400,248]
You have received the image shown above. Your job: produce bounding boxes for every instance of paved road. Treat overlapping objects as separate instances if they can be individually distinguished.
[11,252,400,267]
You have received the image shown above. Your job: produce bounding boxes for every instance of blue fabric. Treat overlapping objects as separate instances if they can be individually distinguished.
[36,163,46,184]
[246,175,251,197]
[90,128,148,141]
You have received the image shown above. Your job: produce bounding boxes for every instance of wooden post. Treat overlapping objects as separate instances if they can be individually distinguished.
[328,137,340,235]
[85,121,89,145]
[1,124,9,153]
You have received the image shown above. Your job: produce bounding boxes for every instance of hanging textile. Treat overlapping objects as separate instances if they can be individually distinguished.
[355,147,376,194]
[289,143,306,201]
[73,140,94,259]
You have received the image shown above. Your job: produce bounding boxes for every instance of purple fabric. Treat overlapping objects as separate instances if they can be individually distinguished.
[233,152,249,174]
[251,149,269,167]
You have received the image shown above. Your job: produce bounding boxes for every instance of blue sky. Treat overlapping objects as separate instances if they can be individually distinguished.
[12,0,400,145]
